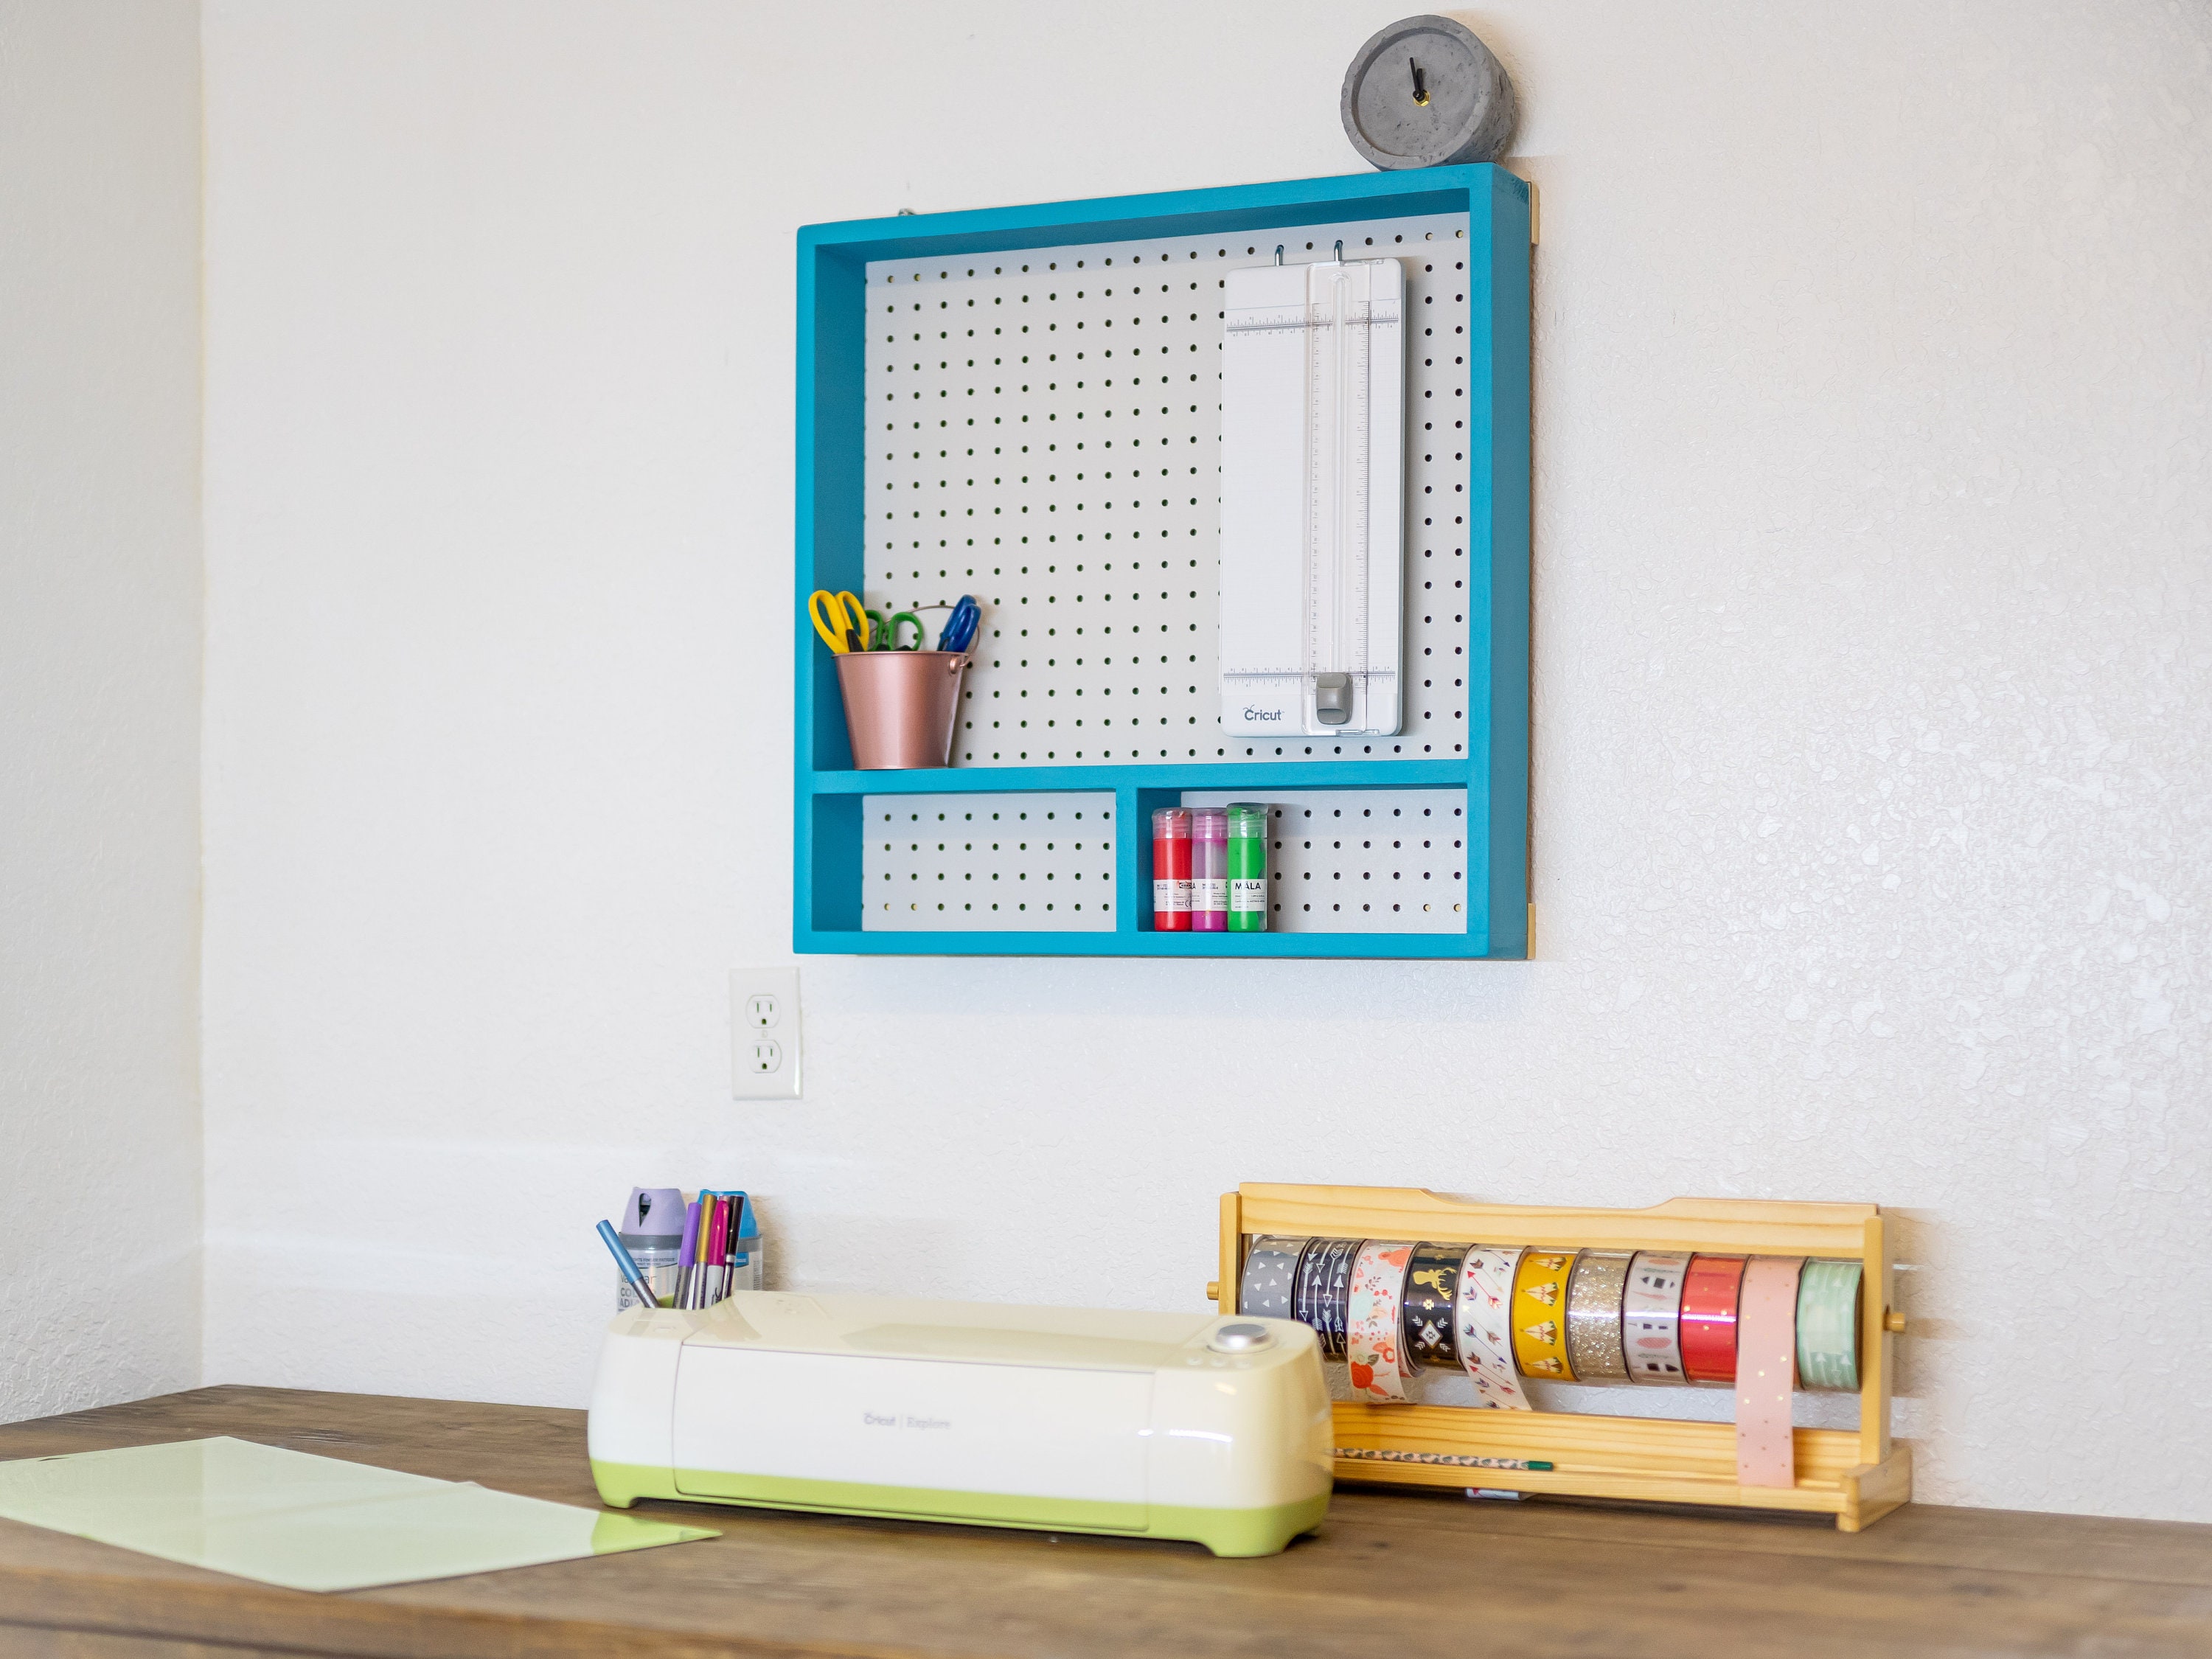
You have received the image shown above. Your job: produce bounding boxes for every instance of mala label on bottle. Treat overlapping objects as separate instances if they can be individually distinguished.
[1193,877,1228,914]
[1229,878,1267,913]
[1152,878,1192,912]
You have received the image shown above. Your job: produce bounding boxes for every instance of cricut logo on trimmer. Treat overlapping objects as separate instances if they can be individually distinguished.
[1244,707,1284,721]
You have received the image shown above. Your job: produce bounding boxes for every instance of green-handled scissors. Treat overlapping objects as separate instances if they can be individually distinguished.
[866,608,925,651]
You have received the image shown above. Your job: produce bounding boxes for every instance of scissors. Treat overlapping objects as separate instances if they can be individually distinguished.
[808,589,868,654]
[936,594,981,655]
[866,608,925,651]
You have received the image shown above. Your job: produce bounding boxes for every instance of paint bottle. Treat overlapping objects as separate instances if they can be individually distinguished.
[1227,803,1270,932]
[1151,807,1192,931]
[1192,807,1228,931]
[616,1186,685,1312]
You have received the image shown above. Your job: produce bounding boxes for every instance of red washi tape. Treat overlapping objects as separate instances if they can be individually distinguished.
[1679,1253,1747,1384]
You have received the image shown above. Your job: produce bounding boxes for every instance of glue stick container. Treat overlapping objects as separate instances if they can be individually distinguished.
[1192,807,1228,931]
[1151,807,1192,930]
[1227,803,1270,932]
[616,1186,684,1312]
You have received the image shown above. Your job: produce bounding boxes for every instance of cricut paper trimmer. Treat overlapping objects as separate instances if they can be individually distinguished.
[1220,255,1406,739]
[589,1290,1332,1557]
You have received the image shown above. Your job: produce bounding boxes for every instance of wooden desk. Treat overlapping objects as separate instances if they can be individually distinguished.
[0,1388,2206,1658]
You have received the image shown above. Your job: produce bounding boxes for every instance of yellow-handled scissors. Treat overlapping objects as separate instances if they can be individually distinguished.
[808,589,868,655]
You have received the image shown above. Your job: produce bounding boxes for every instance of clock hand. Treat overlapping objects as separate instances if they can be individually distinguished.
[1409,57,1430,107]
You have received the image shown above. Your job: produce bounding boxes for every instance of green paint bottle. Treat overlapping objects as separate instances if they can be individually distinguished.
[1227,803,1270,933]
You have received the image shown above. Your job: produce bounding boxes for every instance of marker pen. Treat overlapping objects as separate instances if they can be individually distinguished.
[1151,807,1192,931]
[1227,803,1269,932]
[1192,807,1228,931]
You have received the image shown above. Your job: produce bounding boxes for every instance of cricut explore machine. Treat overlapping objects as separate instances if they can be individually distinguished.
[589,1290,1332,1557]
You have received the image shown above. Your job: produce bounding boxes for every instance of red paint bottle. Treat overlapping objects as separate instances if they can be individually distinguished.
[1151,807,1192,930]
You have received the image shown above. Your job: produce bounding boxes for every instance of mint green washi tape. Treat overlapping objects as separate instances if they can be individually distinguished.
[1795,1259,1863,1391]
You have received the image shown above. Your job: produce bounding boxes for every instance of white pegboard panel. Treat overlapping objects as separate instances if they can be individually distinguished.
[862,793,1116,931]
[1180,789,1468,934]
[863,209,1476,769]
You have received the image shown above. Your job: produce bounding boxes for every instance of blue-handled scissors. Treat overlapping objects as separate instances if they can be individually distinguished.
[937,594,981,655]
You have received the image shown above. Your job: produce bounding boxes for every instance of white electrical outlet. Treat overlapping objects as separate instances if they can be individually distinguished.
[730,968,801,1099]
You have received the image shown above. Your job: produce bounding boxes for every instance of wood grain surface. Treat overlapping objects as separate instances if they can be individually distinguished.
[0,1388,2206,1658]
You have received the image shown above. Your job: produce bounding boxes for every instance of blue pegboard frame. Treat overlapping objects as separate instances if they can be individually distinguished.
[793,166,1531,960]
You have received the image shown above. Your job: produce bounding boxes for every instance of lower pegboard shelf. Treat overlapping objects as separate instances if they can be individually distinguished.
[802,767,1522,958]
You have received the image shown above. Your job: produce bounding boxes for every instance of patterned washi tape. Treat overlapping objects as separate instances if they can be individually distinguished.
[1345,1239,1416,1402]
[1624,1251,1691,1385]
[1565,1250,1633,1383]
[1735,1256,1805,1489]
[1454,1245,1531,1409]
[1400,1242,1463,1372]
[1680,1254,1747,1384]
[1510,1250,1578,1381]
[1295,1237,1360,1360]
[1238,1235,1312,1321]
[1795,1258,1863,1391]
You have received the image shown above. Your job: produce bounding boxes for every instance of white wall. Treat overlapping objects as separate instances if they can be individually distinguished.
[201,1,2211,1520]
[0,0,204,1420]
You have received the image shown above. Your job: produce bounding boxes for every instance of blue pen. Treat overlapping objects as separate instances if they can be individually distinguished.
[597,1220,661,1309]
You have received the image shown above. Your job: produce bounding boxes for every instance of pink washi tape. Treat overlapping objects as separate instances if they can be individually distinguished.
[1734,1256,1805,1489]
[1346,1239,1416,1402]
[1453,1245,1531,1409]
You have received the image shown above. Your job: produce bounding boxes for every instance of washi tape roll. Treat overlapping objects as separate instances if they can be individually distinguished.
[1453,1245,1531,1409]
[1623,1251,1690,1385]
[1735,1256,1804,1489]
[1295,1237,1360,1359]
[1565,1250,1632,1382]
[1345,1239,1416,1401]
[1399,1242,1462,1372]
[1795,1258,1863,1392]
[1238,1236,1312,1321]
[1510,1249,1577,1381]
[1679,1254,1747,1384]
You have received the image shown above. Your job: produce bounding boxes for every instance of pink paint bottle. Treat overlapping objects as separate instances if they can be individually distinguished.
[1191,807,1228,931]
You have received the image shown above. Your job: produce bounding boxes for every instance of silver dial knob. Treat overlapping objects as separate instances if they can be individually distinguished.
[1209,1321,1275,1352]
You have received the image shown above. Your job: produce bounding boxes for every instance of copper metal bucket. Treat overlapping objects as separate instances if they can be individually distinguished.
[835,650,967,769]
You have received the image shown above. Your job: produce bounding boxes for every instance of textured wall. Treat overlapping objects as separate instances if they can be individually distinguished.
[0,0,204,1420]
[201,1,2210,1518]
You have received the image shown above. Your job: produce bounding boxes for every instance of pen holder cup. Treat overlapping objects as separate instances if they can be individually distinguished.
[835,650,968,770]
[615,1236,765,1311]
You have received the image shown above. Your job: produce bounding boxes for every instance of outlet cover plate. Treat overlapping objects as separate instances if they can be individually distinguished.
[730,967,801,1100]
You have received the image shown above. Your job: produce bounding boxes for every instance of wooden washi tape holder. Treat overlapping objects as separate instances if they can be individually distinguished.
[1210,1184,1910,1532]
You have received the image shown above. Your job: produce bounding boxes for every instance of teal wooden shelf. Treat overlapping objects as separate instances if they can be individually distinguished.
[794,167,1531,960]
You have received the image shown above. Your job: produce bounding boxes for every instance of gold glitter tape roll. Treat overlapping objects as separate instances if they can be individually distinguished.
[1565,1250,1632,1383]
[1795,1257,1863,1391]
[1511,1249,1577,1381]
[1624,1250,1691,1385]
[1454,1245,1531,1408]
[1346,1239,1416,1402]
